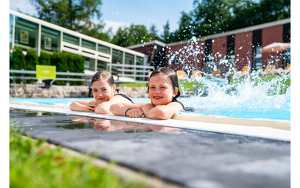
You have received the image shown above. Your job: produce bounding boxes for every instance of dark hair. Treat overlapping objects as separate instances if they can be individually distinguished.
[149,67,181,101]
[91,70,114,86]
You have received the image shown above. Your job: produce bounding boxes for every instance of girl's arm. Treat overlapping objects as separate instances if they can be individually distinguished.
[95,95,136,114]
[142,102,184,120]
[110,102,148,117]
[69,100,97,112]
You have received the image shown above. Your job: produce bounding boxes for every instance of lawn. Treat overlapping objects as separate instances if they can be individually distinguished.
[10,124,148,188]
[178,74,290,95]
[116,74,290,96]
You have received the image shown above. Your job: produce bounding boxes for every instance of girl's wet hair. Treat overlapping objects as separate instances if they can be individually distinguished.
[149,67,181,101]
[91,70,114,86]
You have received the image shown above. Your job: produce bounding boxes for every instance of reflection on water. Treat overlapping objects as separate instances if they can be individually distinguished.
[71,117,179,133]
[10,109,61,117]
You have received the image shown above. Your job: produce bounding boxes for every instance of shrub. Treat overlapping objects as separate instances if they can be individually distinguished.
[51,52,85,85]
[10,48,86,85]
[10,47,26,70]
[39,51,51,65]
[25,49,38,70]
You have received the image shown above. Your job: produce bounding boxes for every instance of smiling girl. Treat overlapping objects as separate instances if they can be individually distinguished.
[110,67,184,120]
[69,70,133,114]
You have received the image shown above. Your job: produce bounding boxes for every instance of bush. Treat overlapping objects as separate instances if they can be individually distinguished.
[39,51,51,65]
[51,52,85,85]
[10,47,26,84]
[10,47,26,70]
[10,48,86,85]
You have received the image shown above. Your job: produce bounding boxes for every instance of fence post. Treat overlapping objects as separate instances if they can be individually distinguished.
[67,71,70,86]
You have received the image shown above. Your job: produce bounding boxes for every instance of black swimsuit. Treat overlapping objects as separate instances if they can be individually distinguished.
[115,94,133,103]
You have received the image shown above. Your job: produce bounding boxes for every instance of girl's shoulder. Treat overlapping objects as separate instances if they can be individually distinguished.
[171,100,185,110]
[115,93,133,103]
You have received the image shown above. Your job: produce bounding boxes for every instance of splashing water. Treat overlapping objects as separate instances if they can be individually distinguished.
[170,38,291,121]
[180,74,290,120]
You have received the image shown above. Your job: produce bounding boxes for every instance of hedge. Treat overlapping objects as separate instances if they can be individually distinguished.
[10,47,85,85]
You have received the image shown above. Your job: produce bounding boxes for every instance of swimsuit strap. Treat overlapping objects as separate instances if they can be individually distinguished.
[115,94,134,103]
[172,99,186,110]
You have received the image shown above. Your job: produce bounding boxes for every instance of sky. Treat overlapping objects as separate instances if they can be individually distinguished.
[9,0,195,35]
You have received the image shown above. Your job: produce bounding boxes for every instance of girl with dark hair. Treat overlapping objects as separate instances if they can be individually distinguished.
[70,70,133,114]
[110,67,184,120]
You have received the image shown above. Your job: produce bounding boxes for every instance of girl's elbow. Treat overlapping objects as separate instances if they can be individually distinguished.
[153,109,172,120]
[69,102,76,111]
[95,107,110,114]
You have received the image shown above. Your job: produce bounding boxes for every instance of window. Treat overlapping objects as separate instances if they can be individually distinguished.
[97,60,108,71]
[14,17,38,49]
[111,49,123,75]
[252,29,262,71]
[83,57,95,71]
[136,56,145,81]
[98,44,110,54]
[124,53,134,78]
[63,33,79,45]
[282,48,290,69]
[10,14,13,50]
[283,23,290,43]
[227,35,235,56]
[253,47,262,70]
[82,39,96,50]
[41,26,60,52]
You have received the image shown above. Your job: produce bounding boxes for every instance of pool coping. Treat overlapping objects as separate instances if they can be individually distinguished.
[10,102,290,141]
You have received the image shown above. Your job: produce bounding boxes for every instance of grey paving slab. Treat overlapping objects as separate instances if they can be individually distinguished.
[10,108,290,188]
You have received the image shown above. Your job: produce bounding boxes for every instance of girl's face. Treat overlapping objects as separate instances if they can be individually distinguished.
[92,80,115,104]
[148,74,177,106]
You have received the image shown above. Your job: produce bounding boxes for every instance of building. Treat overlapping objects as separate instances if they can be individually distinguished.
[9,10,152,81]
[128,18,291,77]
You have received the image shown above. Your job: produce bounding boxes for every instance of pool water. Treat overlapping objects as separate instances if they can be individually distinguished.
[10,97,290,121]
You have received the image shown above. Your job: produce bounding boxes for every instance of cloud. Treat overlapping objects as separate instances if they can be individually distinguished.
[103,20,130,35]
[10,0,37,16]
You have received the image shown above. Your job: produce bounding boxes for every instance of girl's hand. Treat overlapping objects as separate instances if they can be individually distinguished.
[87,101,98,112]
[126,108,144,118]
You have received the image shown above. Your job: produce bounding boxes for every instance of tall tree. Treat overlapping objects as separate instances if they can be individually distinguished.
[161,20,171,43]
[30,0,109,40]
[111,24,152,47]
[176,11,195,41]
[186,0,290,39]
[149,24,160,41]
[192,0,234,37]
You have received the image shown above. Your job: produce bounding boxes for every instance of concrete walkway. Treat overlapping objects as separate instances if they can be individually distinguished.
[10,108,290,188]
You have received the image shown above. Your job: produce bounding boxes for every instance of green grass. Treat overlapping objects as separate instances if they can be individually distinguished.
[118,74,290,95]
[177,74,290,95]
[179,80,206,91]
[10,124,148,188]
[230,74,291,95]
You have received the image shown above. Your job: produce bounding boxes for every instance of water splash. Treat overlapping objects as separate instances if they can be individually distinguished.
[170,38,291,120]
[180,75,290,120]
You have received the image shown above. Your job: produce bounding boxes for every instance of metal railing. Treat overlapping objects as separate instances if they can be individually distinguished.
[9,69,149,85]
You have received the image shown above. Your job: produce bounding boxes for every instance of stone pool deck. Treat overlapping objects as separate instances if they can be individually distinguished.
[10,108,290,188]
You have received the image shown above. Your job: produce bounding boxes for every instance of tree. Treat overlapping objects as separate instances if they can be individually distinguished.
[30,0,109,40]
[111,24,152,47]
[175,11,195,41]
[161,20,171,43]
[190,0,290,38]
[192,0,235,37]
[149,24,160,41]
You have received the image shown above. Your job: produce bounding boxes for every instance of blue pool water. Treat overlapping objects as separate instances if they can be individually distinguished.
[10,96,290,121]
